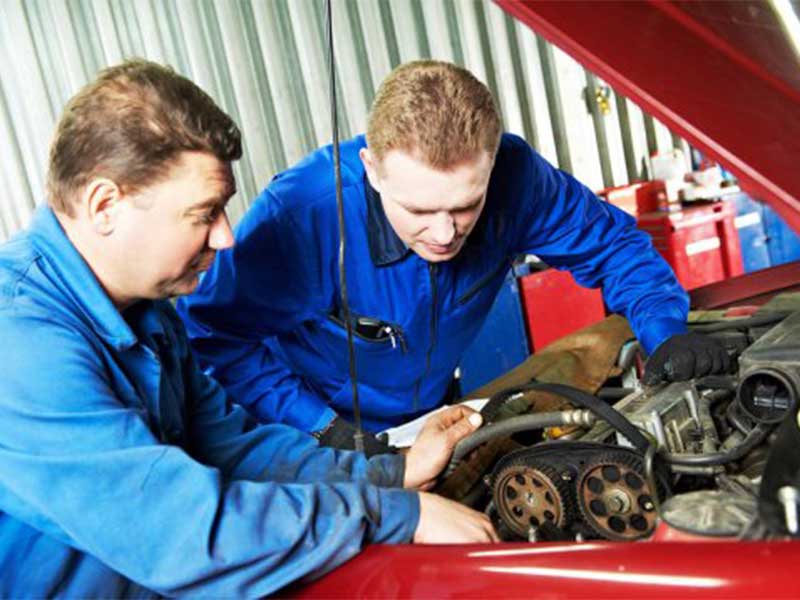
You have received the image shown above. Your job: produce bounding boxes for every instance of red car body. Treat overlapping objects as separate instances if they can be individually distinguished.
[292,2,800,597]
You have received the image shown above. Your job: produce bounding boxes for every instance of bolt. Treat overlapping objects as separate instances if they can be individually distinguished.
[778,486,799,535]
[527,526,539,543]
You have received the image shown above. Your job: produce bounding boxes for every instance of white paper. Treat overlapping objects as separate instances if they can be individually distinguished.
[379,398,490,448]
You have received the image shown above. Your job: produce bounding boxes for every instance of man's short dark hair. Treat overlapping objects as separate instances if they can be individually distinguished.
[46,59,242,216]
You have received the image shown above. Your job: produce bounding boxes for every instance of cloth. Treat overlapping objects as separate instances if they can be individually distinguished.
[0,207,418,598]
[177,133,688,434]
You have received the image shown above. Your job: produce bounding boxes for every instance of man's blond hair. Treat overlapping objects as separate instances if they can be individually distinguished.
[366,60,502,168]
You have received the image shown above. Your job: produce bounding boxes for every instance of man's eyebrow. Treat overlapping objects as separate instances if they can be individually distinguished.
[455,195,483,209]
[187,191,235,212]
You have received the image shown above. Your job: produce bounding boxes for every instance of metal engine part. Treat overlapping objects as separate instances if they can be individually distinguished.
[737,311,800,424]
[580,381,724,475]
[490,441,661,541]
[661,486,758,538]
[577,452,658,541]
[493,461,571,538]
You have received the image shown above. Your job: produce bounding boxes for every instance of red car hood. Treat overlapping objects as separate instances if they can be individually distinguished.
[497,0,800,234]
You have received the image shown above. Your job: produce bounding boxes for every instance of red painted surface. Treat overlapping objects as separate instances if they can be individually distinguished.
[494,0,800,235]
[637,202,744,290]
[290,541,800,598]
[518,269,606,352]
[690,260,800,309]
[598,180,667,217]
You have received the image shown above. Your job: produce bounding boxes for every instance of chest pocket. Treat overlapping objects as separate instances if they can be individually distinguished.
[456,257,510,306]
[325,312,408,353]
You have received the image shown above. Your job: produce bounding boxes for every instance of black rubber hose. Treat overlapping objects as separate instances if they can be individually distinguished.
[451,411,592,463]
[661,424,771,467]
[597,387,635,400]
[481,382,651,453]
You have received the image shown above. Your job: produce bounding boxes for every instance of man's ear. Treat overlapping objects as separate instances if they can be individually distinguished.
[82,178,122,236]
[359,147,382,193]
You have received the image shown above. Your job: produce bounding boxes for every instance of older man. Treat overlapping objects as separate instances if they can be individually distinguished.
[0,59,495,599]
[178,60,729,453]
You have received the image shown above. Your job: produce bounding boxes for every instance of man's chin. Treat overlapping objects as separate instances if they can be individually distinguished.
[415,242,463,262]
[156,274,201,299]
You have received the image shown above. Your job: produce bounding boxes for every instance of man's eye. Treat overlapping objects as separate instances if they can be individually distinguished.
[198,207,222,224]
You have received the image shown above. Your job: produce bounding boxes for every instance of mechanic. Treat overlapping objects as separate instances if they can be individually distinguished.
[0,59,499,599]
[178,59,730,455]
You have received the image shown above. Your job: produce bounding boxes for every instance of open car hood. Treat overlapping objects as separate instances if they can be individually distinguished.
[496,0,800,234]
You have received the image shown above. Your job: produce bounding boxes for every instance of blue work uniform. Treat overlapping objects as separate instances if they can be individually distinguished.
[0,207,417,598]
[178,133,689,434]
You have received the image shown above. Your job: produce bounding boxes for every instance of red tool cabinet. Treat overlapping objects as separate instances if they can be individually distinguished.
[637,202,744,290]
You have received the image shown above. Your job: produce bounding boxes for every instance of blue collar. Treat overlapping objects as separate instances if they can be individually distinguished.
[364,176,410,266]
[28,206,163,351]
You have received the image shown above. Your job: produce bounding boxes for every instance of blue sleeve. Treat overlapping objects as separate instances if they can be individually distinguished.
[178,312,406,489]
[177,187,338,433]
[0,312,417,597]
[512,142,688,353]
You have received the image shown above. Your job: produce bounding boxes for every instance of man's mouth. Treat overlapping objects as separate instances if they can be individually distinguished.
[191,253,216,273]
[423,239,461,255]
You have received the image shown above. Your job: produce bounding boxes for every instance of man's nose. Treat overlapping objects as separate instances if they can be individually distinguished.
[209,212,234,250]
[429,212,455,245]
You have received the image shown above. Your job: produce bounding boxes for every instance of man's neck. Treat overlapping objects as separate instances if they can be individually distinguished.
[54,211,135,311]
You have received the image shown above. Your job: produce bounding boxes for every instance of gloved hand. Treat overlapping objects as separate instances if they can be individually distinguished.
[643,332,731,386]
[314,416,394,457]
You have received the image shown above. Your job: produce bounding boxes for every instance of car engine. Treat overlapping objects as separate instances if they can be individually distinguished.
[446,300,800,544]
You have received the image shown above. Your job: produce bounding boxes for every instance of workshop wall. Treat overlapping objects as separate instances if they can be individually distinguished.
[0,0,685,242]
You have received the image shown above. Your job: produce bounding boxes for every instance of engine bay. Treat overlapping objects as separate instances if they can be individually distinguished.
[443,295,800,544]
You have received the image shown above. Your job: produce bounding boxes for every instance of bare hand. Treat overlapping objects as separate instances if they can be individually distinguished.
[403,405,482,490]
[413,492,499,543]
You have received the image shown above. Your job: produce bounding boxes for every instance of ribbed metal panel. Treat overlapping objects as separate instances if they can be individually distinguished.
[0,0,686,242]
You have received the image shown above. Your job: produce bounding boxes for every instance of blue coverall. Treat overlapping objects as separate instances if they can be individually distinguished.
[178,133,689,433]
[0,207,417,597]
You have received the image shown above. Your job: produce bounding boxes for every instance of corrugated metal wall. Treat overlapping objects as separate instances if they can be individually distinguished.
[0,0,686,242]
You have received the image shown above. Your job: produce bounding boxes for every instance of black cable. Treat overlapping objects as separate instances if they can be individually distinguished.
[326,0,363,452]
[481,381,651,453]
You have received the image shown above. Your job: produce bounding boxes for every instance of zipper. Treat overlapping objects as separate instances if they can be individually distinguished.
[413,262,439,412]
[327,313,408,353]
[456,258,510,306]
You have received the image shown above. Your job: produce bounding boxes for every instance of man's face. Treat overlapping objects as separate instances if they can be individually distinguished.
[110,151,235,301]
[361,148,494,263]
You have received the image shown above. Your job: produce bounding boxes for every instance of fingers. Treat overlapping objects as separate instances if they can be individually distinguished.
[430,405,478,429]
[414,493,499,544]
[670,349,695,381]
[444,411,482,448]
[484,517,500,543]
[694,348,713,378]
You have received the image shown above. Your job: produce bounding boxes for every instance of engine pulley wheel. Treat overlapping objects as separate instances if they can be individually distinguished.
[578,455,657,541]
[493,463,568,538]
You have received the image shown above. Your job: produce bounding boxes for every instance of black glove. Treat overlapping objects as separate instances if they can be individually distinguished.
[313,416,395,457]
[643,332,731,386]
